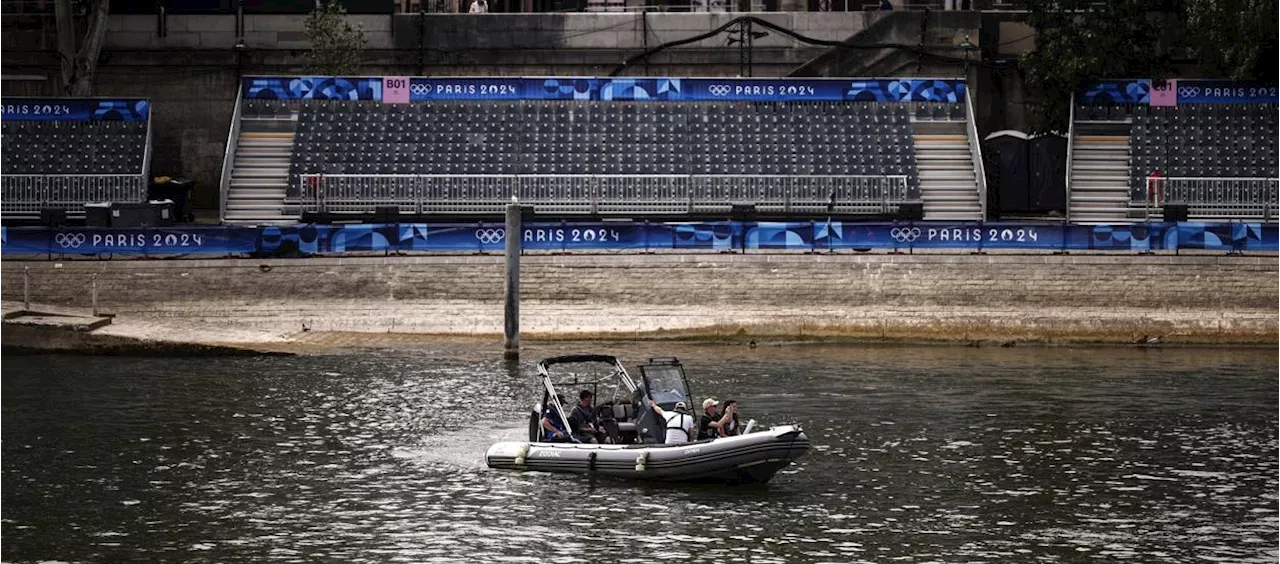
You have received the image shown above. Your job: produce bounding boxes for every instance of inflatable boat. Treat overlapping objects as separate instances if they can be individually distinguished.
[485,355,810,484]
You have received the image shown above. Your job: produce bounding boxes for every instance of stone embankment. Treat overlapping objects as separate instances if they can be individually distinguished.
[2,252,1275,353]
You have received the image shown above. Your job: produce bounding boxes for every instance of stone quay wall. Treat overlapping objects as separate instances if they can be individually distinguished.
[2,253,1275,343]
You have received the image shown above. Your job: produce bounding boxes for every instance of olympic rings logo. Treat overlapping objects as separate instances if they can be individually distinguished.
[410,84,430,95]
[475,228,505,244]
[1178,86,1199,98]
[708,85,732,97]
[55,233,86,248]
[890,227,920,243]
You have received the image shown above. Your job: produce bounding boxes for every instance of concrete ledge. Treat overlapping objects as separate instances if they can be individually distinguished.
[2,253,1274,346]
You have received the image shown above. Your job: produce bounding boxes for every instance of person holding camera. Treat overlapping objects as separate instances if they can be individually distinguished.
[698,398,735,440]
[721,399,743,436]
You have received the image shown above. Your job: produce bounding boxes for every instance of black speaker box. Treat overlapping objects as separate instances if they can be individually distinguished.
[85,203,112,227]
[40,207,68,227]
[373,205,399,223]
[895,202,924,221]
[110,202,158,227]
[1163,203,1189,222]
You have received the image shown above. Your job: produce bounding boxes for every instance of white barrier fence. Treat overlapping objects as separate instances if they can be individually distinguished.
[1149,177,1279,220]
[295,174,913,215]
[1,174,148,218]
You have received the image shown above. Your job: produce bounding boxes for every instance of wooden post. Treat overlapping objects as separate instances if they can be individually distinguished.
[23,267,30,311]
[91,273,99,317]
[503,201,521,360]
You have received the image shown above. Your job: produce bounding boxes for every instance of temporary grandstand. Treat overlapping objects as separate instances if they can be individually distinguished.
[220,76,986,224]
[1067,81,1278,223]
[0,98,153,222]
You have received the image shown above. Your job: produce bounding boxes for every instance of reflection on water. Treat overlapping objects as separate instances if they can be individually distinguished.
[3,344,1276,563]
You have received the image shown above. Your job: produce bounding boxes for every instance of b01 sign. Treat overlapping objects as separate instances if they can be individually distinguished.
[382,76,411,104]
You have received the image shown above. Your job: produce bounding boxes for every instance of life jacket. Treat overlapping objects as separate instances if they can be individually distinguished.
[663,411,691,442]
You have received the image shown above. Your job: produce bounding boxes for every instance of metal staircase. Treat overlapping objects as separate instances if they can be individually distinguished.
[224,125,296,225]
[912,121,982,221]
[1067,131,1132,223]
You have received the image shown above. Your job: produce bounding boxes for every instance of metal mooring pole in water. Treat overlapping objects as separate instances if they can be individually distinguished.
[92,273,99,317]
[503,201,522,360]
[23,266,30,311]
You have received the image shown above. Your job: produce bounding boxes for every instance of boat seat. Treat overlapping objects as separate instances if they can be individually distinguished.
[613,401,640,422]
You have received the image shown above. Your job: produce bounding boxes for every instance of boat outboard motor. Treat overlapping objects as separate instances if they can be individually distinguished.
[632,388,665,444]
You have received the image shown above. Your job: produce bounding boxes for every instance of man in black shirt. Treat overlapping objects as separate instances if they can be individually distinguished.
[568,389,600,444]
[698,397,735,440]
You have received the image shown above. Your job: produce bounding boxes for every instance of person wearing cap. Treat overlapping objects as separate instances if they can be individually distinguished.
[698,397,735,440]
[540,394,570,442]
[648,399,694,444]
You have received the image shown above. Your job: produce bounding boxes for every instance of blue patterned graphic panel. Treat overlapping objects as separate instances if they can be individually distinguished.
[672,222,741,250]
[1,98,150,122]
[1079,80,1151,105]
[846,79,967,103]
[243,77,382,100]
[1089,223,1159,251]
[2,222,1273,257]
[1163,222,1265,250]
[747,222,814,249]
[246,76,966,103]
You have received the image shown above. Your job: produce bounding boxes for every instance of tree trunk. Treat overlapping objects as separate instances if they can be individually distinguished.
[71,1,112,96]
[54,0,111,96]
[54,0,77,93]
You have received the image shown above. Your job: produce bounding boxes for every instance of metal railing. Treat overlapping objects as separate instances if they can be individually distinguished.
[0,175,148,217]
[1162,177,1279,220]
[1064,101,1076,222]
[143,101,155,189]
[296,174,912,215]
[964,86,988,220]
[219,87,245,223]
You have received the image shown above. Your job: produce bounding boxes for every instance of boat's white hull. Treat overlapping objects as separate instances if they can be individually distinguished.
[486,425,809,484]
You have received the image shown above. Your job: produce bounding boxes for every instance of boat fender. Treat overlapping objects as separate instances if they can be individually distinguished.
[635,451,648,472]
[514,443,531,465]
[588,451,597,472]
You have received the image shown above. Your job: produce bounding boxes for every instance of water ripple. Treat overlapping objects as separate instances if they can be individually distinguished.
[3,345,1276,563]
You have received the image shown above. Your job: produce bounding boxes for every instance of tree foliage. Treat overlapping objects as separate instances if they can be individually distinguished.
[304,0,367,76]
[1019,0,1278,133]
[1020,0,1172,133]
[1183,0,1279,81]
[55,0,111,96]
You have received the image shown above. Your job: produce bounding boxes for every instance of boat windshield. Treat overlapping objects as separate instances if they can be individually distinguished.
[641,363,690,408]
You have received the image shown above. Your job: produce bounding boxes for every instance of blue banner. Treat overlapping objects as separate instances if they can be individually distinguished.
[246,76,966,104]
[1,98,150,121]
[2,222,1274,257]
[1176,81,1280,104]
[0,227,256,256]
[242,77,382,101]
[1080,79,1279,105]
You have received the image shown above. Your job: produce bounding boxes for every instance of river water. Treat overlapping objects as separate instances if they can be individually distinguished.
[3,343,1276,563]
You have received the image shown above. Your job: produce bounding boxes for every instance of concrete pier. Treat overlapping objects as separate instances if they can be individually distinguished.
[503,203,522,360]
